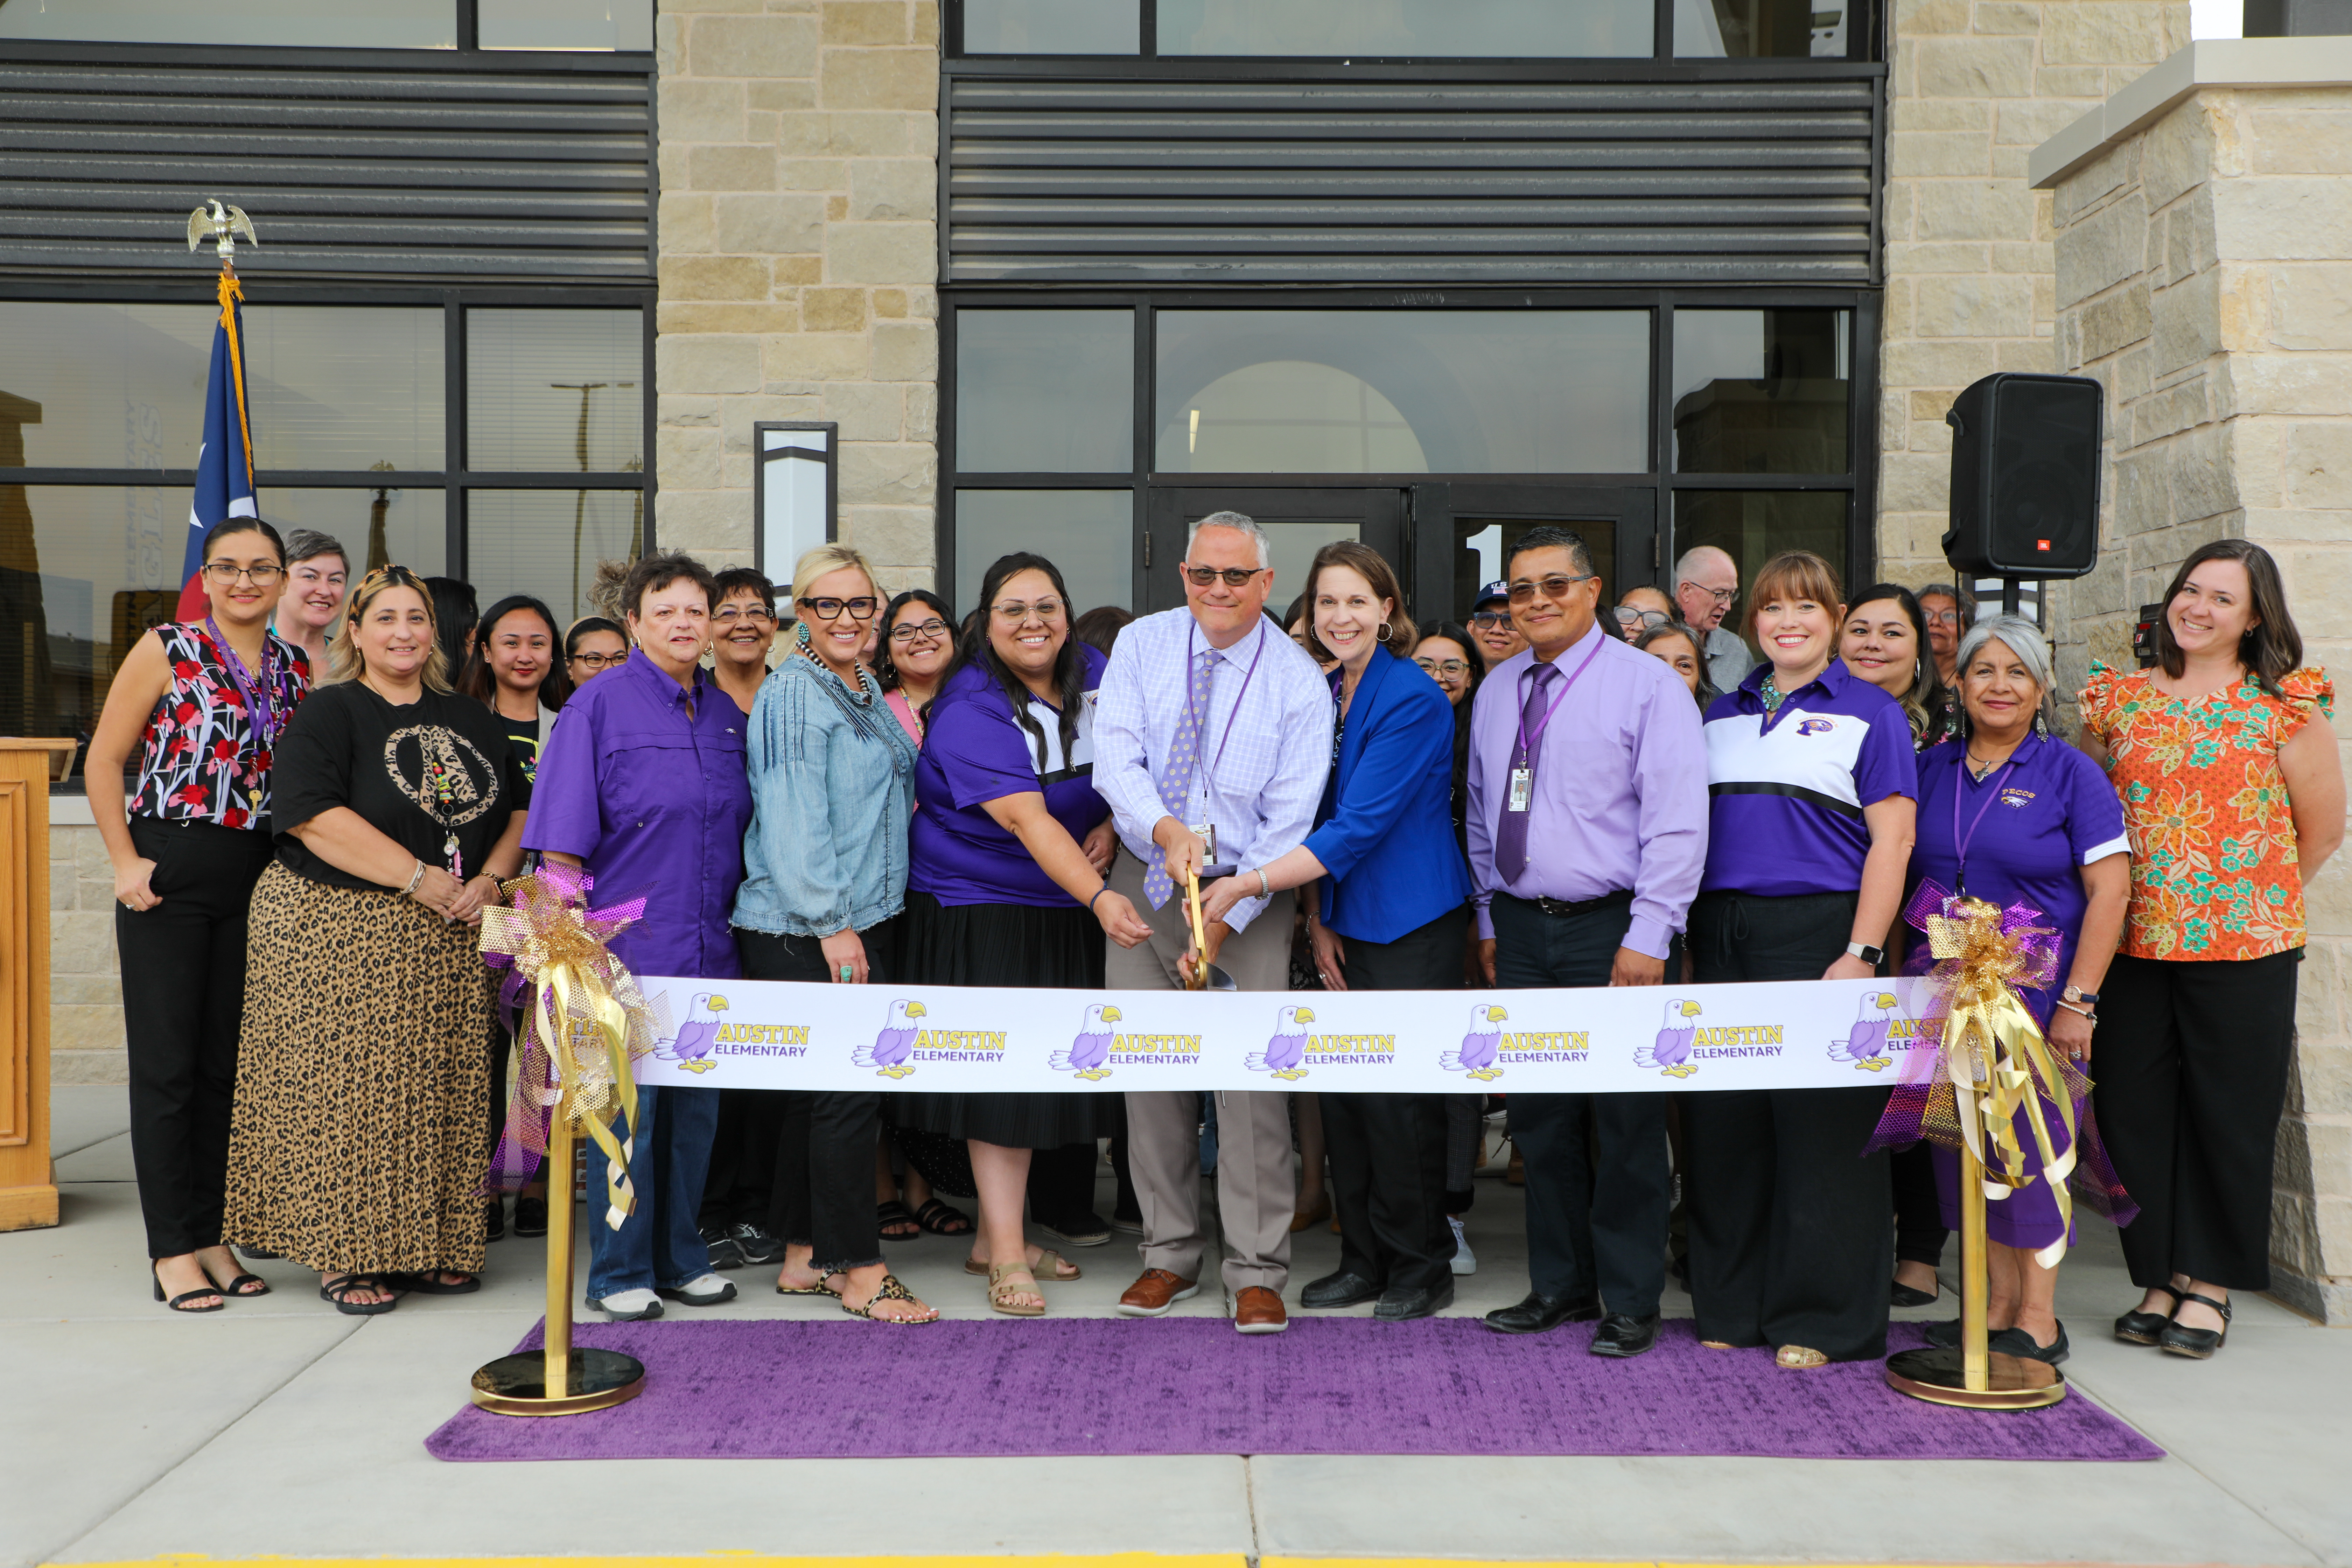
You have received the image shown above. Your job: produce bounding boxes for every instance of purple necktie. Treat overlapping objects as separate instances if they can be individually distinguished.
[1492,660,1558,883]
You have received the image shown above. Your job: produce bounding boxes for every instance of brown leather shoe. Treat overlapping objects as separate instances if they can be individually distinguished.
[1117,1268,1200,1317]
[1233,1285,1288,1335]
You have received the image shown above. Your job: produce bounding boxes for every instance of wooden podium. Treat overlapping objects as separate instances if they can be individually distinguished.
[0,738,77,1231]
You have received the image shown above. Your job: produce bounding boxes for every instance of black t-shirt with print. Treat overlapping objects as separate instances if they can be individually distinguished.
[501,713,540,809]
[272,681,523,891]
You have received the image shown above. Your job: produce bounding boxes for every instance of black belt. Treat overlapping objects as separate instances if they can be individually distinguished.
[1500,888,1633,920]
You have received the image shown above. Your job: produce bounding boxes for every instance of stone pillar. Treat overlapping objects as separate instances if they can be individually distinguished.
[2035,38,2352,1321]
[1877,1,2191,587]
[654,0,940,592]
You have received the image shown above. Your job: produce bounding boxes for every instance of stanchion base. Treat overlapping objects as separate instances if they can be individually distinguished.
[469,1348,644,1417]
[1885,1346,2066,1409]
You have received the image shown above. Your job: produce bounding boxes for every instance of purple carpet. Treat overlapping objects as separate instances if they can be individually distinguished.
[425,1317,2161,1463]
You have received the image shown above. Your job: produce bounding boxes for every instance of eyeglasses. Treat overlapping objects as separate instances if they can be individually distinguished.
[889,617,950,643]
[992,598,1066,623]
[569,650,626,669]
[710,604,774,627]
[1923,609,1963,627]
[1679,580,1738,606]
[1507,573,1597,604]
[203,562,284,586]
[1184,565,1266,588]
[1613,607,1671,631]
[798,595,879,621]
[1415,657,1471,678]
[1468,609,1512,631]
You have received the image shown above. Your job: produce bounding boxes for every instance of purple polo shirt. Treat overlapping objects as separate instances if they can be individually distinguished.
[910,644,1111,908]
[524,649,752,980]
[1700,657,1916,897]
[1464,619,1711,958]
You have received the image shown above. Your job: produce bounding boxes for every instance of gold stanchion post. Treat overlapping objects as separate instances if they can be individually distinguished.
[1885,1136,2065,1410]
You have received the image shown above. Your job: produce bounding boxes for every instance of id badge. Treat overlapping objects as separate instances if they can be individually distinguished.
[1507,768,1532,812]
[1189,820,1220,862]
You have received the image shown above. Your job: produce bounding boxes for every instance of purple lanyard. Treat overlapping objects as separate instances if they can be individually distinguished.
[1185,621,1267,784]
[205,618,277,747]
[1951,748,2021,899]
[1513,634,1604,765]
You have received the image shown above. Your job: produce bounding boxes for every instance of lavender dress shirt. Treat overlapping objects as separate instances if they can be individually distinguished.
[523,649,752,981]
[1464,619,1710,959]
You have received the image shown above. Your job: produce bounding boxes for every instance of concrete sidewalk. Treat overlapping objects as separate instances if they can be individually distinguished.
[7,1085,2347,1568]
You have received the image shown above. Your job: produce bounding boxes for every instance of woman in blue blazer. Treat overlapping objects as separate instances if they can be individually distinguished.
[1204,541,1474,1321]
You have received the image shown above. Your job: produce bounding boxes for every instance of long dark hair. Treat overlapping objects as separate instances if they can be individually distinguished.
[876,588,957,694]
[964,552,1086,773]
[2155,539,2303,700]
[458,594,573,710]
[1843,583,1948,743]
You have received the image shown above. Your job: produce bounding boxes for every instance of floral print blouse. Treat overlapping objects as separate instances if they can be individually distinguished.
[128,622,311,829]
[2079,658,2333,961]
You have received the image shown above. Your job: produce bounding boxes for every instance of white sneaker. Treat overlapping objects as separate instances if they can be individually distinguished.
[589,1287,663,1320]
[658,1272,738,1307]
[1449,1216,1476,1276]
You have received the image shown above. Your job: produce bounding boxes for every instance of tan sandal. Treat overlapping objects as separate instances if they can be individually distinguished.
[987,1261,1045,1317]
[840,1272,937,1323]
[1776,1344,1828,1369]
[964,1247,1082,1281]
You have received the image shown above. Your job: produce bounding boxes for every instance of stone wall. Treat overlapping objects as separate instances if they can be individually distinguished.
[1877,0,2193,587]
[2043,71,2352,1321]
[653,0,941,593]
[49,823,122,1086]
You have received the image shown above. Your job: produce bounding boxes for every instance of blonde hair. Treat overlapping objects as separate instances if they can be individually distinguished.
[331,565,453,692]
[790,542,885,607]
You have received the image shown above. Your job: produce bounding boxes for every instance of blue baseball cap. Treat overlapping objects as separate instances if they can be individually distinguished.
[1472,579,1510,611]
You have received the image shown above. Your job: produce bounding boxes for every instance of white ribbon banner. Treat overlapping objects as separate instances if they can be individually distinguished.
[630,974,1940,1095]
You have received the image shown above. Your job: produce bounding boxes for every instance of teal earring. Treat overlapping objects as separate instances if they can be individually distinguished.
[795,620,812,649]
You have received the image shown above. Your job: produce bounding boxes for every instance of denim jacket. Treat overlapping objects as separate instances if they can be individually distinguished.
[731,649,918,938]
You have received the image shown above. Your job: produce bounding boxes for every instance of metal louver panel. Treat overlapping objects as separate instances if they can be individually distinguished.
[0,58,652,281]
[945,75,1879,285]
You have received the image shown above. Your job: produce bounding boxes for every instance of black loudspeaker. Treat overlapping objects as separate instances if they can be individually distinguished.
[1941,372,2102,580]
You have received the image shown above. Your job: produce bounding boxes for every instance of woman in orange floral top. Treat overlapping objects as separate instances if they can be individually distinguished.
[2079,540,2344,1361]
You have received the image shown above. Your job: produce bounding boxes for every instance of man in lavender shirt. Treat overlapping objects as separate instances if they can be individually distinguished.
[1466,526,1708,1357]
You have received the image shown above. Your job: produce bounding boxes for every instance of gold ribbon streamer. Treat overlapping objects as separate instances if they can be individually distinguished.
[1918,897,2082,1270]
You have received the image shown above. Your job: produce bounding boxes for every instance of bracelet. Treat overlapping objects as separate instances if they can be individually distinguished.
[401,859,427,897]
[2054,999,2098,1024]
[1089,884,1111,912]
[1256,868,1271,899]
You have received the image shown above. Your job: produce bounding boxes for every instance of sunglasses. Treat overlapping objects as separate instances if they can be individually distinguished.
[1469,609,1513,630]
[1507,573,1597,604]
[1184,565,1265,588]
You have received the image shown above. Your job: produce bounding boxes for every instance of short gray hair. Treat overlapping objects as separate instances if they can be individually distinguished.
[1954,613,2054,698]
[1187,510,1272,570]
[285,528,348,571]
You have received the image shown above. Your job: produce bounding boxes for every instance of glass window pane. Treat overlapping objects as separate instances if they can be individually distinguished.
[964,0,1140,53]
[0,303,444,473]
[1673,489,1849,658]
[258,486,445,580]
[0,486,179,767]
[1672,309,1850,475]
[761,429,832,585]
[1160,0,1650,57]
[955,311,1134,474]
[0,0,455,46]
[1156,312,1648,475]
[480,0,652,50]
[1677,0,1855,57]
[468,488,643,629]
[467,309,644,473]
[955,490,1130,615]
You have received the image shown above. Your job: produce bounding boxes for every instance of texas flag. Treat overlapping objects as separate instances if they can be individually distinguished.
[177,273,258,621]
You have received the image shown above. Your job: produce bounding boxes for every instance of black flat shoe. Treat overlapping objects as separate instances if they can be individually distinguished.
[1035,1212,1113,1248]
[1590,1311,1661,1358]
[1300,1269,1383,1309]
[153,1264,224,1314]
[2160,1291,2231,1359]
[512,1194,549,1238]
[1924,1316,1961,1349]
[2115,1284,2185,1345]
[1373,1281,1453,1321]
[1890,1280,1939,1308]
[1483,1290,1601,1335]
[1992,1322,2070,1365]
[483,1199,505,1241]
[237,1244,281,1261]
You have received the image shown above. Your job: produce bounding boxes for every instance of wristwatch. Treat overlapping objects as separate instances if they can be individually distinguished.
[2062,984,2101,1006]
[1846,941,1885,967]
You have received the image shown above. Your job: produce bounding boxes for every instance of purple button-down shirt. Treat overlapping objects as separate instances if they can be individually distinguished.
[1465,619,1710,959]
[523,649,752,981]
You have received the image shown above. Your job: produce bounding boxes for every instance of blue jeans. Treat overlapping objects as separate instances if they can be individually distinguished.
[585,1083,719,1299]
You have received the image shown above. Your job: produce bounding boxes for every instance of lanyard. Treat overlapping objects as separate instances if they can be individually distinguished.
[205,617,277,747]
[1951,745,2022,898]
[1185,620,1267,785]
[1513,634,1604,765]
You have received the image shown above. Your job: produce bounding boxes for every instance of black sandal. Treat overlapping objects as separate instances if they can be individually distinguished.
[913,1197,974,1237]
[877,1199,921,1240]
[218,1271,271,1298]
[385,1269,480,1295]
[2159,1290,2231,1359]
[319,1274,399,1316]
[2115,1283,2185,1345]
[152,1263,224,1314]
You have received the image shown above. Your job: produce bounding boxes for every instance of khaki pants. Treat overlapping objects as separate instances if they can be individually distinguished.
[1106,850,1297,1294]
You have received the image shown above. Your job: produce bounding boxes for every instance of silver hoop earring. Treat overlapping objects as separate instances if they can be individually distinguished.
[1376,621,1393,643]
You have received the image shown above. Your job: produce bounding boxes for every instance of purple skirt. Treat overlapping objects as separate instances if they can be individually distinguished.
[1932,1090,2078,1251]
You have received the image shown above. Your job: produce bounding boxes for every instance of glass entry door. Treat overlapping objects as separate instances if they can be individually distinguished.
[1143,488,1408,617]
[1412,483,1659,625]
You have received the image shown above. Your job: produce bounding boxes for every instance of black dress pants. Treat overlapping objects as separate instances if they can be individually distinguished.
[738,921,896,1273]
[1892,1143,1949,1268]
[699,1088,786,1230]
[118,817,275,1259]
[1323,905,1465,1295]
[1685,889,1892,1363]
[1491,891,1673,1317]
[2096,948,2300,1292]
